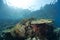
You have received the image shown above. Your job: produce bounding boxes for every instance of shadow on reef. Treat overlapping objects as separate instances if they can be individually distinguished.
[0,19,60,40]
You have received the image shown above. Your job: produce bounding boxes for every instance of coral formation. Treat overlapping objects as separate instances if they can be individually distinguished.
[0,19,60,40]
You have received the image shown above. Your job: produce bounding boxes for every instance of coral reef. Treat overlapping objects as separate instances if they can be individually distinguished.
[0,19,60,40]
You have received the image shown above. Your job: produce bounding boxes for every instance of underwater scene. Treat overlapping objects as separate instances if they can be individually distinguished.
[0,0,60,40]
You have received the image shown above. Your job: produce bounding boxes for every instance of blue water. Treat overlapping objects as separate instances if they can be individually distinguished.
[0,0,60,30]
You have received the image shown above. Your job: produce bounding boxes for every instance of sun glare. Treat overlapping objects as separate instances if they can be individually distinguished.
[3,0,33,9]
[3,0,57,11]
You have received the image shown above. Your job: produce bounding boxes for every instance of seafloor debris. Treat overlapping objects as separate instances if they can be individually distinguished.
[0,19,60,40]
